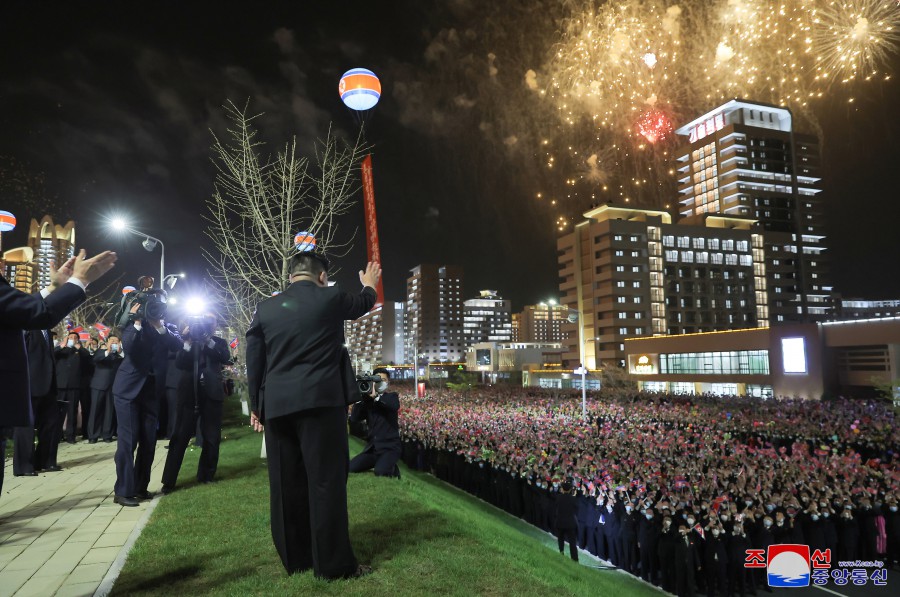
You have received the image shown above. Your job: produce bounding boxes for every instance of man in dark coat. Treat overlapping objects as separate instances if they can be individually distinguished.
[657,516,677,593]
[638,508,661,584]
[13,329,60,475]
[674,523,699,597]
[55,331,91,444]
[0,249,117,492]
[87,334,123,442]
[348,367,401,478]
[555,481,579,561]
[246,252,379,580]
[111,303,182,506]
[703,527,728,597]
[161,314,231,492]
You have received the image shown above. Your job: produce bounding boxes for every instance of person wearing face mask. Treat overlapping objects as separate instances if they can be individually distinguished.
[753,516,776,593]
[703,526,728,597]
[348,368,401,479]
[638,507,661,585]
[727,525,755,597]
[87,334,124,443]
[55,331,91,444]
[858,499,879,560]
[657,516,677,593]
[885,500,900,568]
[674,523,699,597]
[619,498,639,574]
[803,506,827,555]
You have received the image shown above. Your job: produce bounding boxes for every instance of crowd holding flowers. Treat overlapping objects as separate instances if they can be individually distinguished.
[398,387,900,595]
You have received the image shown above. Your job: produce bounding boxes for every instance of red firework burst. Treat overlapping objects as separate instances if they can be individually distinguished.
[636,110,673,144]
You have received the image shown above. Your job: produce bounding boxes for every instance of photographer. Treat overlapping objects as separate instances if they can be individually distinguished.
[111,288,182,507]
[87,334,123,443]
[55,331,91,444]
[349,368,401,478]
[160,313,232,493]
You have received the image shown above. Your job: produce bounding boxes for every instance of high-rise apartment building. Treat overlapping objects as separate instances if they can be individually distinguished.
[2,247,37,292]
[558,204,768,368]
[405,264,465,363]
[516,302,571,344]
[344,301,406,372]
[463,290,512,346]
[28,216,75,290]
[673,99,831,322]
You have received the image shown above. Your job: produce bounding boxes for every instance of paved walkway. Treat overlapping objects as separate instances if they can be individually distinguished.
[0,440,168,597]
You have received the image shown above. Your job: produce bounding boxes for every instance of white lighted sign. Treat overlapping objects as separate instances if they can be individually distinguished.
[688,113,726,143]
[781,337,808,374]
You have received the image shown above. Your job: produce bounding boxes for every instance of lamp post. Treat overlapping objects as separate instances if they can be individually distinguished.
[162,272,185,290]
[567,306,588,418]
[110,217,165,287]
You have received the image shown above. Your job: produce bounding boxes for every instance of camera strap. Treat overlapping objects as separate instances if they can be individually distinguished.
[193,345,201,416]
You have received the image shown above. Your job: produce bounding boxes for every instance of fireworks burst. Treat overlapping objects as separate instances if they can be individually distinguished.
[814,0,900,82]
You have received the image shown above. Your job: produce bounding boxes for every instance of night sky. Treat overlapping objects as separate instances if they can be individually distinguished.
[1,1,899,312]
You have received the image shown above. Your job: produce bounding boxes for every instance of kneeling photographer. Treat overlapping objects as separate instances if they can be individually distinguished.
[349,368,401,478]
[161,312,232,494]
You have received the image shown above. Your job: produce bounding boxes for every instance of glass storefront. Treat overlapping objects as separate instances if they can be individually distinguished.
[660,350,769,375]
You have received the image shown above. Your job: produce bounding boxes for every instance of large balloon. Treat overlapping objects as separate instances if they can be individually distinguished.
[294,231,316,252]
[339,68,381,111]
[0,210,16,232]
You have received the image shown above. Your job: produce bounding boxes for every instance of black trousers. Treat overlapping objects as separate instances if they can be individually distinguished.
[557,526,579,561]
[349,445,401,477]
[13,392,60,473]
[59,387,84,442]
[88,387,116,441]
[264,406,358,579]
[161,387,223,487]
[113,378,159,498]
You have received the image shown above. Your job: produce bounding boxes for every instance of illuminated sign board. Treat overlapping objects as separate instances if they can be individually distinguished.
[688,113,726,143]
[632,354,655,374]
[781,337,807,374]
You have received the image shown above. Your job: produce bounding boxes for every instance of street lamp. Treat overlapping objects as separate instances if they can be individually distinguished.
[109,217,166,287]
[567,307,589,418]
[162,272,185,290]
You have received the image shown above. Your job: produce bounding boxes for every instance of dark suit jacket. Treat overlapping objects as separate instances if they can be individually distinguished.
[25,329,56,397]
[349,391,400,451]
[0,277,85,427]
[246,281,376,421]
[55,345,90,388]
[174,335,232,402]
[90,348,124,390]
[111,322,183,400]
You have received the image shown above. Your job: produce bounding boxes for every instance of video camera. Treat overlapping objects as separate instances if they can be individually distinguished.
[183,313,216,342]
[115,276,168,328]
[356,373,383,397]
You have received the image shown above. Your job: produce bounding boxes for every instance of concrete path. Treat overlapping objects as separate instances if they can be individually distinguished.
[0,439,168,597]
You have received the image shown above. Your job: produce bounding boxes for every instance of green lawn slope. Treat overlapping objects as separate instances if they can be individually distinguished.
[111,401,662,596]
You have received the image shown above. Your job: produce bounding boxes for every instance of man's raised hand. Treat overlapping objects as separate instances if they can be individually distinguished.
[359,261,382,290]
[72,249,118,286]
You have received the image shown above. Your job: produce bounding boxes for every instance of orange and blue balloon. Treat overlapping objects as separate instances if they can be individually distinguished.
[339,68,381,111]
[0,210,16,232]
[294,231,316,252]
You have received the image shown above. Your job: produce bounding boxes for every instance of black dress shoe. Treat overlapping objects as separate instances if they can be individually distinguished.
[103,438,114,443]
[43,465,63,472]
[114,495,139,507]
[14,471,38,477]
[136,490,154,500]
[65,439,77,445]
[160,484,175,495]
[89,439,98,444]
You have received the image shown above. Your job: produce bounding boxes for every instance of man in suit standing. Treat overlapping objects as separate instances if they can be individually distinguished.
[0,249,118,493]
[160,313,232,492]
[88,335,124,443]
[111,302,182,506]
[55,331,91,444]
[246,251,380,580]
[348,367,401,478]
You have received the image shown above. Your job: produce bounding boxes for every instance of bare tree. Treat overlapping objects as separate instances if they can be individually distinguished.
[204,101,368,351]
[54,274,123,340]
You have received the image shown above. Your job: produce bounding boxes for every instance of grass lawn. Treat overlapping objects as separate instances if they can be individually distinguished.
[111,400,661,596]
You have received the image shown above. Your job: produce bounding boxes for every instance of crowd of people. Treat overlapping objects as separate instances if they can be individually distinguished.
[398,386,900,595]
